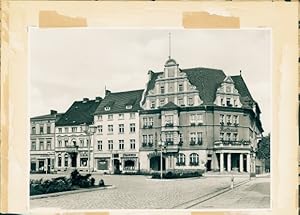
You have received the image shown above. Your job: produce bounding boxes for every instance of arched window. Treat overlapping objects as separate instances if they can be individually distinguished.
[176,153,185,166]
[190,153,199,166]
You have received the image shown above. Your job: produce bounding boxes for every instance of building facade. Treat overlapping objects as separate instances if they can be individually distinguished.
[30,110,62,173]
[54,97,102,173]
[93,90,143,174]
[139,58,263,173]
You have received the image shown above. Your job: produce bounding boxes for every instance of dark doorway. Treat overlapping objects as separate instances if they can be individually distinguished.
[47,158,51,173]
[113,159,121,174]
[150,156,166,171]
[71,153,77,168]
[124,160,135,171]
[206,160,211,171]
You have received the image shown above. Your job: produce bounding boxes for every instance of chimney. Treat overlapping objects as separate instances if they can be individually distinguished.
[50,110,57,115]
[105,90,111,96]
[83,98,89,103]
[148,70,154,81]
[95,96,102,102]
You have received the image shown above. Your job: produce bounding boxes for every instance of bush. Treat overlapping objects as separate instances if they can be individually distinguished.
[151,169,204,179]
[98,179,105,187]
[30,177,72,196]
[90,177,95,186]
[70,170,93,188]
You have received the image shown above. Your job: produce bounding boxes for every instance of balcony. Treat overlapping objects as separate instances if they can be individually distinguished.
[214,140,251,149]
[165,122,174,127]
[65,145,79,153]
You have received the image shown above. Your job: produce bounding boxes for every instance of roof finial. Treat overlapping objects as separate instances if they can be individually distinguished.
[240,70,242,76]
[168,32,171,60]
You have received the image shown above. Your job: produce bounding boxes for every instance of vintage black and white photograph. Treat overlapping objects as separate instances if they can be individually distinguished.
[29,28,271,210]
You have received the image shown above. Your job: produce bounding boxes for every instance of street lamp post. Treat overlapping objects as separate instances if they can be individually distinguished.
[159,141,166,179]
[83,123,96,174]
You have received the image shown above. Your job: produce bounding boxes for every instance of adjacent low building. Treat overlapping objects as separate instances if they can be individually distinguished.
[54,97,102,173]
[93,89,143,174]
[30,110,62,173]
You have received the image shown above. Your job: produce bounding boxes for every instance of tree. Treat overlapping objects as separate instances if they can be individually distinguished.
[256,133,270,171]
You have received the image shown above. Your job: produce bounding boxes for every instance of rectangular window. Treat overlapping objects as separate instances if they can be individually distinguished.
[160,99,165,106]
[197,114,203,124]
[58,140,62,147]
[160,85,165,94]
[150,100,155,109]
[58,156,62,167]
[197,132,203,145]
[80,139,84,147]
[64,127,68,133]
[178,97,184,106]
[221,98,224,106]
[58,128,62,133]
[40,126,44,134]
[130,123,136,133]
[149,134,154,143]
[220,114,224,124]
[64,155,68,167]
[234,100,237,107]
[178,83,184,92]
[226,98,231,106]
[190,132,196,144]
[46,139,51,150]
[119,114,124,119]
[165,115,173,124]
[119,124,124,133]
[149,117,154,127]
[166,133,173,144]
[188,97,194,106]
[108,125,113,133]
[97,115,102,120]
[233,115,239,124]
[220,132,224,140]
[142,135,147,144]
[39,141,44,150]
[226,133,231,141]
[47,125,51,134]
[98,125,103,133]
[143,117,148,127]
[80,158,88,167]
[72,127,77,133]
[108,140,113,150]
[32,126,36,134]
[64,140,68,147]
[31,141,36,150]
[108,114,113,120]
[233,133,238,141]
[119,140,124,150]
[97,140,103,151]
[227,115,231,124]
[179,133,183,143]
[130,139,136,149]
[190,114,196,124]
[130,113,135,119]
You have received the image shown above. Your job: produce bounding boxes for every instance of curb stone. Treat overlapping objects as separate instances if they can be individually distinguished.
[30,185,116,200]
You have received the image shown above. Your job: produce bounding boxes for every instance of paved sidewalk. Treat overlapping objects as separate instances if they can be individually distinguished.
[190,177,270,209]
[31,174,249,209]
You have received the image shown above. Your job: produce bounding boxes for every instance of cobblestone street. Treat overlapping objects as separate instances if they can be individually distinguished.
[30,174,270,209]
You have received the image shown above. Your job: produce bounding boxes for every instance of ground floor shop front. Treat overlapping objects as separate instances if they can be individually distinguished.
[30,153,55,173]
[94,152,139,174]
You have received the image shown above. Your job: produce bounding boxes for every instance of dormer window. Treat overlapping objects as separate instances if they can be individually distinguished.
[226,86,231,93]
[126,105,132,110]
[178,83,184,92]
[160,85,165,94]
[226,98,232,107]
[188,97,194,106]
[150,100,155,109]
[104,106,110,111]
[160,99,165,106]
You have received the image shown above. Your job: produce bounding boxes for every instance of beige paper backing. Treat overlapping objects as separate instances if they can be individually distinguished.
[0,1,298,215]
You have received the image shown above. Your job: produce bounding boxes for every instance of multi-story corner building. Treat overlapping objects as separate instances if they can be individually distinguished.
[93,89,143,174]
[30,110,62,173]
[54,97,102,173]
[139,58,263,173]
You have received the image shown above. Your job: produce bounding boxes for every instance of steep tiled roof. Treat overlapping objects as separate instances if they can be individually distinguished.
[143,67,255,107]
[94,89,144,115]
[31,112,63,121]
[56,99,102,126]
[183,67,226,105]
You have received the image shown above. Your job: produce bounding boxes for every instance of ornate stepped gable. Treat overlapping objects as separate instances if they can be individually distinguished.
[141,58,258,111]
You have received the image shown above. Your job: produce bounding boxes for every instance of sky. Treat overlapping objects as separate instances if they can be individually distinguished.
[29,28,271,134]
